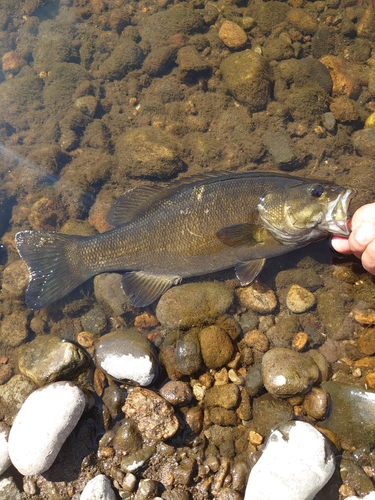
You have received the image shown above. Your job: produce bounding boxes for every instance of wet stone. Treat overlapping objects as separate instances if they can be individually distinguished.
[320,381,375,449]
[204,384,240,409]
[156,282,234,329]
[265,315,300,348]
[18,335,90,386]
[159,381,193,406]
[80,306,107,336]
[263,131,295,168]
[358,328,375,355]
[1,260,29,298]
[303,387,328,420]
[113,419,143,454]
[245,364,263,397]
[340,459,375,497]
[0,374,37,415]
[102,385,126,417]
[0,311,29,348]
[286,284,316,313]
[252,393,293,436]
[352,302,375,325]
[123,387,179,441]
[0,423,10,475]
[236,282,277,314]
[94,273,133,316]
[244,421,335,500]
[209,407,237,426]
[120,445,156,473]
[218,20,247,49]
[8,381,85,475]
[199,325,234,369]
[317,291,354,340]
[80,474,116,500]
[184,407,203,434]
[261,348,320,397]
[95,329,159,386]
[175,330,203,376]
[352,129,375,160]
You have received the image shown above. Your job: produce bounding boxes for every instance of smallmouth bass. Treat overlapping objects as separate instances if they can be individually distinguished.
[15,171,355,309]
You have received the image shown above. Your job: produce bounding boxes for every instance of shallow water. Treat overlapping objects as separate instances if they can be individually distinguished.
[1,0,375,498]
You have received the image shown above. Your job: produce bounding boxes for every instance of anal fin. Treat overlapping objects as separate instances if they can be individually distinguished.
[235,258,266,286]
[122,271,181,307]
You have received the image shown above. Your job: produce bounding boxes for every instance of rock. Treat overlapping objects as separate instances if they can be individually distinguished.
[1,52,27,73]
[120,445,155,473]
[8,381,85,475]
[81,306,108,335]
[352,129,375,160]
[317,291,354,340]
[252,393,293,436]
[199,325,234,369]
[184,407,203,434]
[220,50,272,111]
[263,131,295,168]
[218,20,247,49]
[159,381,193,406]
[340,459,375,497]
[0,312,29,347]
[123,387,179,441]
[257,2,290,34]
[245,364,264,397]
[0,477,22,499]
[134,479,159,500]
[303,387,328,420]
[352,302,375,325]
[319,381,375,449]
[95,329,160,386]
[113,419,143,454]
[358,328,375,355]
[244,330,269,352]
[265,315,300,348]
[330,96,359,123]
[286,284,316,313]
[287,8,318,35]
[203,384,240,409]
[320,56,361,99]
[80,474,116,500]
[94,273,133,315]
[0,423,10,475]
[261,348,320,397]
[143,46,177,77]
[244,421,335,500]
[176,46,211,82]
[236,282,277,314]
[96,38,144,80]
[1,260,29,298]
[116,126,184,179]
[175,330,203,376]
[0,375,37,415]
[156,282,234,329]
[18,335,90,386]
[322,112,336,131]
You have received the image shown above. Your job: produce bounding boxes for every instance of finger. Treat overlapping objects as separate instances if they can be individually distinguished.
[360,239,375,275]
[331,235,352,254]
[349,222,375,254]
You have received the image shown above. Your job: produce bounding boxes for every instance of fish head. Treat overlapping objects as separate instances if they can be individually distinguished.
[257,181,356,246]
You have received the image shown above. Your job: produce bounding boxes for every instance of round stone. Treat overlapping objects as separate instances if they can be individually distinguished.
[80,475,116,500]
[95,329,160,386]
[8,382,85,475]
[218,20,247,48]
[236,283,277,314]
[113,419,143,454]
[199,325,234,369]
[303,387,328,420]
[159,381,193,406]
[286,284,316,313]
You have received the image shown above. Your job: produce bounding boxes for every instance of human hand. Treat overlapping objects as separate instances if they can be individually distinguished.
[331,202,375,276]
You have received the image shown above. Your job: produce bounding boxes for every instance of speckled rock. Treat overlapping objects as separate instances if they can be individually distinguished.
[218,20,247,48]
[244,421,335,500]
[94,273,133,315]
[204,384,240,409]
[263,131,295,168]
[220,50,272,111]
[261,348,320,397]
[319,381,375,449]
[340,459,375,498]
[199,325,234,369]
[159,381,193,406]
[0,477,22,499]
[0,311,29,347]
[156,282,234,329]
[252,393,293,436]
[317,291,354,340]
[95,329,159,386]
[116,126,184,179]
[0,375,37,415]
[1,260,29,299]
[286,284,316,313]
[175,330,203,376]
[0,423,10,475]
[236,282,277,314]
[18,335,90,386]
[80,474,116,500]
[8,382,85,475]
[123,387,179,441]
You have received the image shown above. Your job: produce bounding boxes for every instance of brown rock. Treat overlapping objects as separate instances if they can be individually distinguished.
[236,282,277,313]
[243,330,269,352]
[303,387,328,420]
[218,20,247,48]
[123,387,179,441]
[352,302,375,325]
[329,96,359,123]
[320,56,361,99]
[2,52,27,73]
[358,328,375,355]
[199,325,234,369]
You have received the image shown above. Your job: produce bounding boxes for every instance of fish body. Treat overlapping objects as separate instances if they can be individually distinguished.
[15,171,355,309]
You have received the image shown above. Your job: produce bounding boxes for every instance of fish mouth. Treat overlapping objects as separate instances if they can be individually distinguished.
[323,188,357,236]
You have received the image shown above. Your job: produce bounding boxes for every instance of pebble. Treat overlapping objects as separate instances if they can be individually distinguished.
[303,387,328,420]
[113,419,143,454]
[244,421,335,500]
[352,301,375,324]
[203,384,240,409]
[319,381,375,449]
[1,260,29,298]
[199,325,234,369]
[236,282,277,314]
[123,387,179,441]
[94,273,133,315]
[218,20,247,48]
[8,381,85,475]
[18,335,90,386]
[95,329,159,386]
[80,474,116,500]
[261,348,320,397]
[358,327,375,355]
[263,131,295,168]
[0,423,10,475]
[156,282,234,329]
[159,381,193,406]
[252,393,293,436]
[0,477,22,499]
[286,284,316,313]
[175,330,203,375]
[0,374,37,414]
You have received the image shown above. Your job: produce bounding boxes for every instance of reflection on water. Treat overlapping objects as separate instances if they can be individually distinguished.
[1,0,375,497]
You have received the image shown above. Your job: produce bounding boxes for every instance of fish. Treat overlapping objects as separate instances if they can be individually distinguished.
[15,171,356,310]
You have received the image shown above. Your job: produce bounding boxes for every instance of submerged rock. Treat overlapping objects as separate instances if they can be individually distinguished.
[80,474,116,500]
[244,421,335,499]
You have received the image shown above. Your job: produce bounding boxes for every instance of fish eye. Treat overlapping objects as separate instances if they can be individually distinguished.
[310,185,324,198]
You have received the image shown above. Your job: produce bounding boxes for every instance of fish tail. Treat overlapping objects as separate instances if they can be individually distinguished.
[15,230,90,309]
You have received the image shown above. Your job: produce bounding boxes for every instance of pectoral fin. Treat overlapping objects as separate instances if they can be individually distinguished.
[215,223,259,247]
[235,258,266,286]
[122,271,181,307]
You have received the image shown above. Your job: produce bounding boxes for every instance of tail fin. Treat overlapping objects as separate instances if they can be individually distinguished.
[15,230,90,309]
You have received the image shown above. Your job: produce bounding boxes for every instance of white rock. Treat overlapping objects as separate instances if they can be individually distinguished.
[244,420,335,500]
[8,381,85,475]
[346,495,375,500]
[0,423,11,475]
[80,475,116,500]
